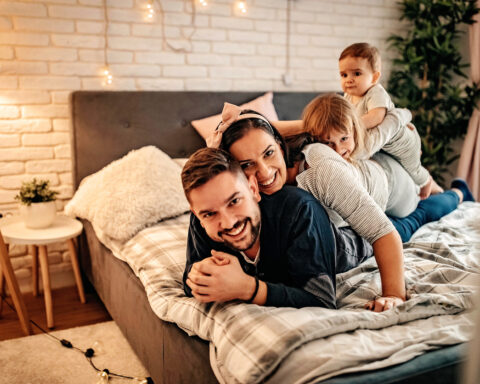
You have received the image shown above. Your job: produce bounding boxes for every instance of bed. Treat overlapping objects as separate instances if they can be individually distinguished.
[69,91,479,384]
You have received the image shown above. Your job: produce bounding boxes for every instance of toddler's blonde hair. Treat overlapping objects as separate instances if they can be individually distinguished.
[302,93,366,160]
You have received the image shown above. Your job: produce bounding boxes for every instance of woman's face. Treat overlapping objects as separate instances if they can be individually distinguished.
[228,128,287,195]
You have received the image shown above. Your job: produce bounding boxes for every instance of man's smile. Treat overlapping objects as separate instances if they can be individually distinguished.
[220,219,248,239]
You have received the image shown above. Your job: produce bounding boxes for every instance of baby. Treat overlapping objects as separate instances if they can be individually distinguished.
[338,42,442,198]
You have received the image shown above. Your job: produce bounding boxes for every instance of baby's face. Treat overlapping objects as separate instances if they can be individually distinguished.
[339,56,379,98]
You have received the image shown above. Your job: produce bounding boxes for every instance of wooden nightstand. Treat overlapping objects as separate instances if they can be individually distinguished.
[0,231,31,336]
[0,215,85,328]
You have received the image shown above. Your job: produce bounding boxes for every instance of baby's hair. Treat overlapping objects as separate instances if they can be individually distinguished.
[339,42,381,73]
[301,93,366,160]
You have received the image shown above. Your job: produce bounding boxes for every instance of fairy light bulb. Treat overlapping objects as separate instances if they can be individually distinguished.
[102,68,113,86]
[237,1,247,13]
[96,369,110,384]
[92,340,105,354]
[199,0,208,6]
[146,0,154,20]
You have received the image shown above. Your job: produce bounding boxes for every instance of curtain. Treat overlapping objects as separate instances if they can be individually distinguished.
[457,3,480,200]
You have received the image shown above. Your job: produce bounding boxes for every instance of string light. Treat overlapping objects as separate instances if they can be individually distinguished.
[101,0,112,87]
[146,0,155,20]
[103,68,113,86]
[199,0,208,6]
[0,293,154,384]
[237,1,247,14]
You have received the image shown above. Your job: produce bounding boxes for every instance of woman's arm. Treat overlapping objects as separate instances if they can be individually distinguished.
[296,144,406,310]
[367,231,406,311]
[271,120,304,137]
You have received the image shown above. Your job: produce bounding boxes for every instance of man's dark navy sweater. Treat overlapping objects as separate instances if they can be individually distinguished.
[183,186,372,308]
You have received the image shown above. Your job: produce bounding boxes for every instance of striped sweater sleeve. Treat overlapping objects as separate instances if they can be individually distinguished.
[297,144,395,244]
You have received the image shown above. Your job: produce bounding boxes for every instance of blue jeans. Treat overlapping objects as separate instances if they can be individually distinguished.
[388,190,459,242]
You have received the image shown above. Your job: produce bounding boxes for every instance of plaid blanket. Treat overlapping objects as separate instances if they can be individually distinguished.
[100,202,480,384]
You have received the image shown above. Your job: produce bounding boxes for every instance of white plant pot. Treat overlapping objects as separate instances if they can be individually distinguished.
[19,201,57,229]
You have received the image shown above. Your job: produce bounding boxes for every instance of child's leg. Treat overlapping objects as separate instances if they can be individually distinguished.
[451,178,475,202]
[382,123,431,189]
[388,190,460,242]
[373,152,419,218]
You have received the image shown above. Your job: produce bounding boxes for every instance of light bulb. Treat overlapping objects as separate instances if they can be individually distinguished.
[96,370,109,384]
[146,0,154,20]
[237,1,247,12]
[92,340,105,354]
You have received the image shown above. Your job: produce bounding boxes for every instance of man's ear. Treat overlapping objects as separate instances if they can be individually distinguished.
[372,71,381,84]
[247,174,261,202]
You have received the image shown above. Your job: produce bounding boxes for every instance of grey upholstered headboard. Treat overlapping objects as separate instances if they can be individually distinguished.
[70,91,319,187]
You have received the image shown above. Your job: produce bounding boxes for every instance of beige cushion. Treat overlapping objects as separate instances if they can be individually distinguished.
[191,92,279,140]
[65,146,189,242]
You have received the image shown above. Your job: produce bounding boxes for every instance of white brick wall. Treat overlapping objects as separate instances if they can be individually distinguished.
[0,0,407,289]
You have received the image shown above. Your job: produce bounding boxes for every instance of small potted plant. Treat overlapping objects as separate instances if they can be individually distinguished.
[15,178,58,228]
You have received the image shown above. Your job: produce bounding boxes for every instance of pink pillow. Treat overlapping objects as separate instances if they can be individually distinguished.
[191,92,279,141]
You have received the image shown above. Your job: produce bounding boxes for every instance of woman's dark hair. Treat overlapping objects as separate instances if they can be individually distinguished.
[285,133,314,164]
[219,109,292,166]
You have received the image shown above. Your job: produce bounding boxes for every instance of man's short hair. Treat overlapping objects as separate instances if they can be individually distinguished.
[339,42,381,73]
[181,147,244,202]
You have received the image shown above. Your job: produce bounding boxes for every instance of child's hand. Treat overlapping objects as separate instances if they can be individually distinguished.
[419,176,433,200]
[211,250,231,266]
[364,295,404,312]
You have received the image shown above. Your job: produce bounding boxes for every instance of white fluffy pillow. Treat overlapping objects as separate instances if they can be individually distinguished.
[65,146,190,242]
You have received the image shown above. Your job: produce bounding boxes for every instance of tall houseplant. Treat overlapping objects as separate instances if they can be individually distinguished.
[387,0,480,184]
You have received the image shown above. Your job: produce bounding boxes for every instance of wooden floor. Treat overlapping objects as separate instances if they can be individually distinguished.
[0,284,111,341]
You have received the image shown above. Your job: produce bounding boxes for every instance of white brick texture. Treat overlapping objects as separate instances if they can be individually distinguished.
[0,0,420,281]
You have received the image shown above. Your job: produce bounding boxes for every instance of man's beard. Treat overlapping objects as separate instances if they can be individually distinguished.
[219,215,261,252]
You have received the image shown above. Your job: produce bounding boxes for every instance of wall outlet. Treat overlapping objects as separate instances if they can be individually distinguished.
[282,73,292,86]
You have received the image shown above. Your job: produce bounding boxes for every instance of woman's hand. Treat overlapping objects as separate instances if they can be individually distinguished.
[211,249,231,265]
[364,296,405,312]
[371,231,407,305]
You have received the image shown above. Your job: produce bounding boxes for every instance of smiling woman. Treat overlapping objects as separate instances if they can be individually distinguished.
[219,109,289,195]
[229,129,287,195]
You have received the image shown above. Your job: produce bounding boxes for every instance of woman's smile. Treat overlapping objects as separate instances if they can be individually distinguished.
[258,172,276,187]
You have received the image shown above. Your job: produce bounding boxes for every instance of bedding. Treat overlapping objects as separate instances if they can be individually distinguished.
[71,90,476,384]
[93,201,479,384]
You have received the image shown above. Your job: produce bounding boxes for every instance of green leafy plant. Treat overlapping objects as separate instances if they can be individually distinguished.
[15,178,58,206]
[387,0,480,185]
